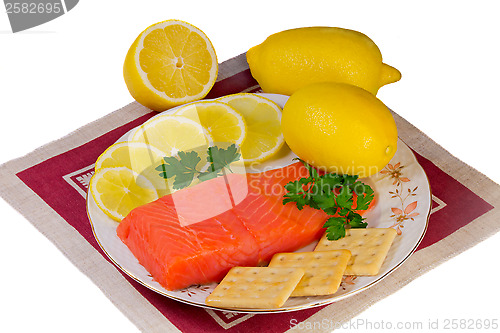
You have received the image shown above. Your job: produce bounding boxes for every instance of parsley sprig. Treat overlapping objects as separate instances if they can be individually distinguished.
[155,144,241,190]
[283,159,374,241]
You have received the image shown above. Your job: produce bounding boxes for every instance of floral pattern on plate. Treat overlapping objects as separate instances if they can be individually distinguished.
[381,162,420,235]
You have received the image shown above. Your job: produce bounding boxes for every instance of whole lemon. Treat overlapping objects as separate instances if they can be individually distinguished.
[247,27,401,96]
[281,82,398,178]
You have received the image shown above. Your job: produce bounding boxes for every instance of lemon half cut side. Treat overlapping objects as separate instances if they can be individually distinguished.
[124,20,218,111]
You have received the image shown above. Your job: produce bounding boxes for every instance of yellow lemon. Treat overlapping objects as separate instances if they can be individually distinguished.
[130,114,213,156]
[95,141,165,172]
[130,114,213,174]
[247,27,401,96]
[95,142,171,196]
[124,20,218,111]
[281,82,398,178]
[89,167,159,221]
[174,101,247,146]
[217,93,284,164]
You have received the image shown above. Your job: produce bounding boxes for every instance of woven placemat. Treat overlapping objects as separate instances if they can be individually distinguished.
[1,53,499,332]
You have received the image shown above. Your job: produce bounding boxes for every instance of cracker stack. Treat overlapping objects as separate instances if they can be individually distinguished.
[205,228,397,309]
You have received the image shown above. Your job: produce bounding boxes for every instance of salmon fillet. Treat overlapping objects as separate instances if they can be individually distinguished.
[117,162,328,290]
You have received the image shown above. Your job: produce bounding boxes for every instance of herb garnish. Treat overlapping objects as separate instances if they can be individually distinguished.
[155,144,241,190]
[283,159,374,241]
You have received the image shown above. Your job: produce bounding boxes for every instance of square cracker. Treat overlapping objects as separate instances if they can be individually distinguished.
[205,267,304,309]
[314,228,397,276]
[269,250,351,296]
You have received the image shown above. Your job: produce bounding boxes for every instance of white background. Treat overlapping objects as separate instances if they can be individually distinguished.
[1,1,500,332]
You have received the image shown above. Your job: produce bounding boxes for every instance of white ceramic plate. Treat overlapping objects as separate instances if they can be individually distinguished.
[87,93,431,313]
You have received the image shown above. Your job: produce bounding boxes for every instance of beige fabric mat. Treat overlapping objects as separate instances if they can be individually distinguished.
[0,53,499,332]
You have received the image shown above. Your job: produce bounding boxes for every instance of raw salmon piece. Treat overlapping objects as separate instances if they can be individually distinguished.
[233,164,328,262]
[166,172,248,226]
[233,190,327,262]
[118,186,260,290]
[246,162,309,198]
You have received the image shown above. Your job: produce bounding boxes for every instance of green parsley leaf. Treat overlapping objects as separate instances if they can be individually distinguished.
[295,158,319,180]
[283,178,312,210]
[282,159,374,241]
[335,186,353,209]
[312,190,336,211]
[156,151,201,190]
[354,182,374,211]
[316,173,343,193]
[156,144,242,190]
[207,144,241,173]
[347,211,368,228]
[323,217,347,240]
[343,174,359,187]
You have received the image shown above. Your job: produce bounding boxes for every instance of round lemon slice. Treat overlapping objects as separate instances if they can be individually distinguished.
[130,114,213,155]
[95,141,171,196]
[123,20,218,111]
[130,114,213,173]
[89,167,159,221]
[174,101,247,146]
[95,141,165,171]
[217,93,284,163]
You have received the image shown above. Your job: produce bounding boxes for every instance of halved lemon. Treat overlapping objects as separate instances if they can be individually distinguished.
[174,101,247,146]
[124,20,218,111]
[95,142,171,196]
[89,167,159,221]
[217,93,284,163]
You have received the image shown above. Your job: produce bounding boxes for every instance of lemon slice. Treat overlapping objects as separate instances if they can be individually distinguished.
[130,114,213,166]
[123,20,218,111]
[96,141,165,171]
[217,93,284,163]
[89,167,159,221]
[95,142,171,196]
[174,101,247,146]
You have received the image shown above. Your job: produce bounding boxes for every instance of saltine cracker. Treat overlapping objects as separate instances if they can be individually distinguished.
[314,228,397,275]
[205,267,304,309]
[269,250,351,296]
